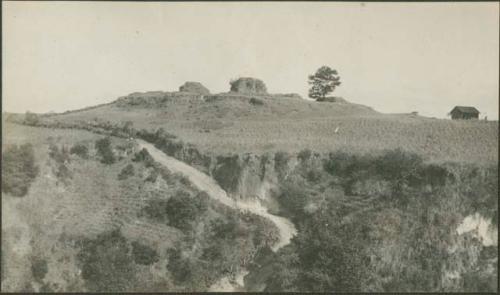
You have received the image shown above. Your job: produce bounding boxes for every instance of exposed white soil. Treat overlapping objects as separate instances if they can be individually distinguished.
[456,213,498,246]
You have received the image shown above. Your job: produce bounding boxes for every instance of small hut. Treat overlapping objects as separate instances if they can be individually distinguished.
[449,106,479,120]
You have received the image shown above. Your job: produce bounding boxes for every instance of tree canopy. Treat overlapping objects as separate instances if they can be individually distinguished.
[308,66,341,100]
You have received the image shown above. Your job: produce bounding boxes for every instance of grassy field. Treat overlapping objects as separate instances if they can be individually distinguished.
[38,92,498,165]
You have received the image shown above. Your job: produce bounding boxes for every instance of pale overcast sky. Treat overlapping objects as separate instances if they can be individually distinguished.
[3,2,499,119]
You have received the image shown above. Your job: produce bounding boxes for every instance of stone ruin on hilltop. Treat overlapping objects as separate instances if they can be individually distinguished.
[179,81,211,95]
[229,77,268,95]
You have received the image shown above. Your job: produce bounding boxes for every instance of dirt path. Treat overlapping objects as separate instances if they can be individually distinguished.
[136,140,297,290]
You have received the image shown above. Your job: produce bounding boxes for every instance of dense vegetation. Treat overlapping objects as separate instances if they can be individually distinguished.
[31,257,48,282]
[76,230,136,292]
[48,143,73,184]
[1,143,39,196]
[118,164,135,180]
[95,137,116,164]
[256,149,498,292]
[131,241,159,265]
[70,144,89,159]
[142,191,209,231]
[308,66,341,100]
[3,117,496,292]
[213,155,243,193]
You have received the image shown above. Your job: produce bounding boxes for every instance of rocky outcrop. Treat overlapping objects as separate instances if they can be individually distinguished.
[179,82,211,95]
[229,78,268,95]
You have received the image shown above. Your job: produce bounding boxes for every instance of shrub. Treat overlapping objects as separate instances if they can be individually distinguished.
[166,248,199,285]
[323,152,366,177]
[95,137,115,164]
[213,155,242,193]
[142,191,208,231]
[201,244,224,261]
[279,181,309,218]
[374,148,423,182]
[306,168,322,183]
[70,144,89,159]
[274,151,291,178]
[131,241,159,265]
[166,192,207,230]
[48,144,72,183]
[298,149,312,163]
[179,175,191,186]
[133,148,154,167]
[118,164,135,180]
[137,129,158,143]
[49,143,70,164]
[31,257,48,282]
[210,215,239,240]
[249,97,264,106]
[55,162,72,184]
[145,169,159,182]
[162,140,184,157]
[77,229,136,292]
[121,121,134,133]
[24,111,40,126]
[1,144,39,197]
[142,199,170,222]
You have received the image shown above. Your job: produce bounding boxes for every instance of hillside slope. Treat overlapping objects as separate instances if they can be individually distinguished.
[35,90,498,164]
[1,122,278,292]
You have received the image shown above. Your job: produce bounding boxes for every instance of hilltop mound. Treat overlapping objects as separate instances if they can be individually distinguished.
[30,84,497,165]
[179,81,211,95]
[229,77,267,95]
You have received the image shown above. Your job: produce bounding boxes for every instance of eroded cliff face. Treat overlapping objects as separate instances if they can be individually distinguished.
[177,148,498,292]
[198,152,304,203]
[139,134,498,292]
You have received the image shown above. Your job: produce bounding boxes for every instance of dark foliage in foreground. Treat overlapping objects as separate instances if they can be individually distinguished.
[77,230,136,292]
[1,144,39,197]
[95,137,116,164]
[142,190,209,231]
[118,164,135,180]
[261,149,498,292]
[70,144,89,159]
[131,241,159,265]
[31,257,48,282]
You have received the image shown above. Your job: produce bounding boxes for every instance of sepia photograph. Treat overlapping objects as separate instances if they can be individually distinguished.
[1,1,498,293]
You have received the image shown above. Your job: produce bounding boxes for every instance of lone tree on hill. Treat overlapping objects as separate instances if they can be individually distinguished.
[308,66,341,100]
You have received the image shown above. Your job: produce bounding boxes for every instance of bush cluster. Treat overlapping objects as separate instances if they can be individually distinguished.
[77,230,136,292]
[213,155,242,193]
[1,144,39,197]
[131,241,159,265]
[118,164,135,180]
[142,190,209,231]
[267,148,498,292]
[49,143,73,183]
[249,97,264,106]
[70,144,89,159]
[95,137,115,164]
[31,257,48,282]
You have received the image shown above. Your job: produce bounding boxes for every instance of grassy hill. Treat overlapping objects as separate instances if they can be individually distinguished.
[2,88,497,292]
[34,90,498,164]
[2,122,277,292]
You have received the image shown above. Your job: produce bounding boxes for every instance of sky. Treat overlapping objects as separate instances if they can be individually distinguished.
[3,2,499,119]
